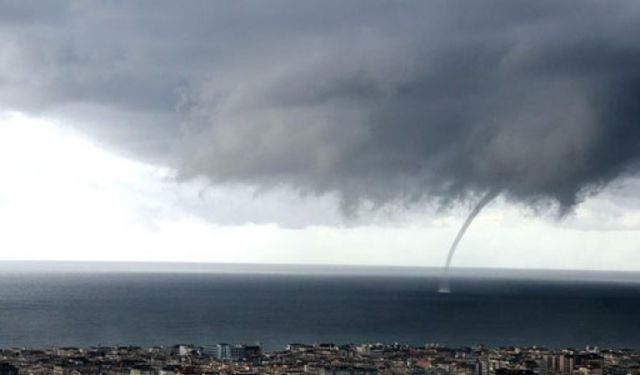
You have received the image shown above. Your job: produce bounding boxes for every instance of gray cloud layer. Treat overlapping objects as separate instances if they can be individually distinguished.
[2,1,640,215]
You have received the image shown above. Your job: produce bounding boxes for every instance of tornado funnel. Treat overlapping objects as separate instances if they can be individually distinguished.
[438,189,500,293]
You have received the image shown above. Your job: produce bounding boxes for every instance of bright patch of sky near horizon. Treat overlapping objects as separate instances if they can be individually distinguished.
[1,111,639,271]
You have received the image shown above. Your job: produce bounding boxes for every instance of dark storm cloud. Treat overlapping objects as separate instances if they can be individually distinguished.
[2,1,640,214]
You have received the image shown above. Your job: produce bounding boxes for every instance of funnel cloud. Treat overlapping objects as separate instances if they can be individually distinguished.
[444,190,501,272]
[439,189,500,293]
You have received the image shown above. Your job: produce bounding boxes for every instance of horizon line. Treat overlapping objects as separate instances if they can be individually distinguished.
[0,260,639,283]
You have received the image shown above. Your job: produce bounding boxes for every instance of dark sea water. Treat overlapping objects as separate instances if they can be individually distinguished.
[1,270,640,350]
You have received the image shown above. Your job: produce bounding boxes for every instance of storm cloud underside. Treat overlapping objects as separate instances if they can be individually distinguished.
[1,1,640,216]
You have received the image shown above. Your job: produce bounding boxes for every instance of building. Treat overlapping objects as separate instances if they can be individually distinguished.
[130,364,158,375]
[321,366,377,375]
[178,345,192,356]
[230,345,246,360]
[212,344,232,360]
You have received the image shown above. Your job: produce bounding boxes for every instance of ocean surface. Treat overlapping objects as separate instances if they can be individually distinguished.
[1,264,640,350]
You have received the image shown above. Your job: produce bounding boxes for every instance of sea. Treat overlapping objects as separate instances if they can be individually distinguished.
[0,262,639,351]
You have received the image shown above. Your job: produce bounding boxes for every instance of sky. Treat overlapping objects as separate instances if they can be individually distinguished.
[1,1,640,270]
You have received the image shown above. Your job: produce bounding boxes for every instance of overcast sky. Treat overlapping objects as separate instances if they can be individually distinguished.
[1,1,640,270]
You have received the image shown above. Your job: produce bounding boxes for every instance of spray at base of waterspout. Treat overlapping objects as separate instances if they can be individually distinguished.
[437,279,451,294]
